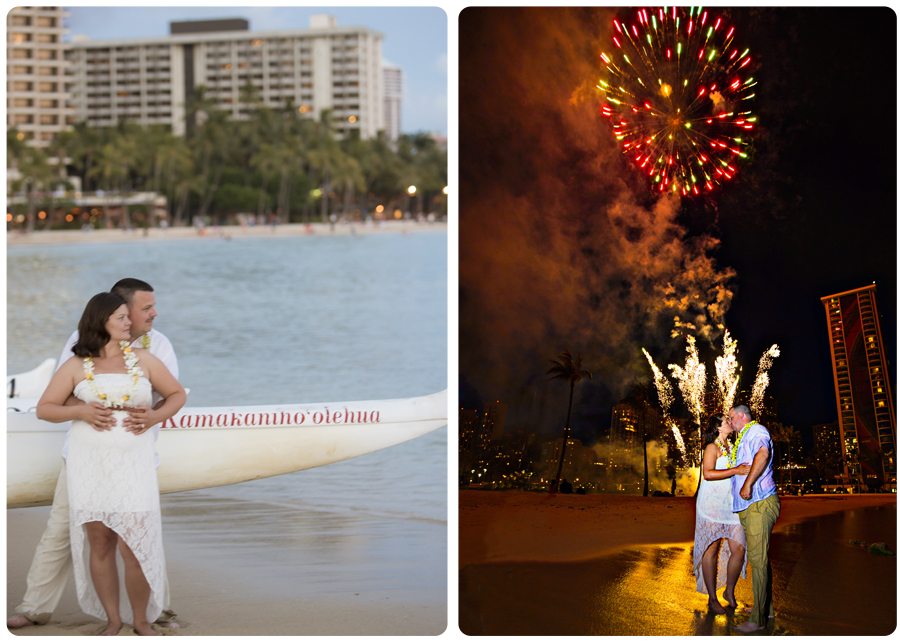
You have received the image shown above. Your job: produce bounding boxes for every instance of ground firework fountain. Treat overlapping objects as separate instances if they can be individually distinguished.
[643,330,780,462]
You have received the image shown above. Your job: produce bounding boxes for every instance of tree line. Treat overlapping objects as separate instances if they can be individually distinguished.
[7,89,447,231]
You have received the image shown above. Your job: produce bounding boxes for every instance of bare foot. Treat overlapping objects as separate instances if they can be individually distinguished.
[7,614,35,629]
[133,622,159,636]
[735,620,765,633]
[708,599,727,615]
[154,609,179,627]
[99,621,123,636]
[723,590,737,609]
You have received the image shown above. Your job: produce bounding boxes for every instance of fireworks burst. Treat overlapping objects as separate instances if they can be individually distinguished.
[750,344,781,417]
[597,6,757,196]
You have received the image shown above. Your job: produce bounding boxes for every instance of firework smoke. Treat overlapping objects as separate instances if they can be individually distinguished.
[459,8,735,434]
[592,439,698,495]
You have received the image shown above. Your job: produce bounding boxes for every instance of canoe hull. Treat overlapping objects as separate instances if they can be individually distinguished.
[8,390,447,508]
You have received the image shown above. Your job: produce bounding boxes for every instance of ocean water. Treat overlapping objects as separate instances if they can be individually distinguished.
[7,230,448,626]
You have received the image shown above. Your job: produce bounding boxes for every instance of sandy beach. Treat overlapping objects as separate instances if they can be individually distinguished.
[6,219,446,246]
[8,485,446,636]
[459,491,896,636]
[459,490,897,567]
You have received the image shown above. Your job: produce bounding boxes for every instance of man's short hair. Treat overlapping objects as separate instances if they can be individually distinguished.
[111,278,154,304]
[732,404,751,418]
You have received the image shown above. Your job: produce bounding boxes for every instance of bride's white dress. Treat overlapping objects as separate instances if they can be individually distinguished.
[692,453,747,593]
[66,373,166,623]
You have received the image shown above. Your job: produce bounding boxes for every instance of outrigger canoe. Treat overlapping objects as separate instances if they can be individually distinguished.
[7,363,447,508]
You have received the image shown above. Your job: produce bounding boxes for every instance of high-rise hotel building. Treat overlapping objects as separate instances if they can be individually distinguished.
[821,284,896,488]
[7,6,74,146]
[383,62,402,141]
[66,14,386,139]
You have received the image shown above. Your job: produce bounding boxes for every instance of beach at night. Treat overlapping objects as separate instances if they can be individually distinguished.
[460,491,896,635]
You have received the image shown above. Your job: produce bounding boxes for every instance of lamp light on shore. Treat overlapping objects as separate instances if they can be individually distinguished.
[407,185,417,195]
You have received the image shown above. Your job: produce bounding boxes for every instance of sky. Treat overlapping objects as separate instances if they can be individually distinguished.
[458,7,897,443]
[60,4,448,135]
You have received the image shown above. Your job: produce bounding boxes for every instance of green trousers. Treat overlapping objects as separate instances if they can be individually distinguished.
[738,494,780,626]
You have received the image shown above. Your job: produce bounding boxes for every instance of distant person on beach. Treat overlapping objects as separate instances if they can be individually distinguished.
[693,415,751,614]
[8,279,180,633]
[728,404,780,634]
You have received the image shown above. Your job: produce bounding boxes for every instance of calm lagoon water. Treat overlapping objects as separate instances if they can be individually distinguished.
[7,230,448,625]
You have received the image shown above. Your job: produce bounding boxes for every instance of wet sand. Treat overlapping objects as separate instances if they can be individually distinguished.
[6,220,446,246]
[459,492,896,635]
[8,491,446,636]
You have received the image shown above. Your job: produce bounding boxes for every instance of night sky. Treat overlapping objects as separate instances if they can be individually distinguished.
[459,7,897,442]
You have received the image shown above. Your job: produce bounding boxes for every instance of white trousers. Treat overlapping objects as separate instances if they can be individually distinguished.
[14,461,172,623]
[15,465,72,624]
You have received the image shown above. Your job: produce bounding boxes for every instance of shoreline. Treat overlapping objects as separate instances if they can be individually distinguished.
[6,220,447,246]
[9,490,447,636]
[459,490,897,568]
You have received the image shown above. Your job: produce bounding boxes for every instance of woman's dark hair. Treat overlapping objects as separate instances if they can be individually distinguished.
[72,292,128,357]
[702,415,728,449]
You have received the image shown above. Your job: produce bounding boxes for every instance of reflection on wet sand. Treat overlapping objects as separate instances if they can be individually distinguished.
[460,504,895,635]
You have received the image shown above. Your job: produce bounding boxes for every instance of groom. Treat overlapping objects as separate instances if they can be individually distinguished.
[8,278,179,630]
[728,404,780,634]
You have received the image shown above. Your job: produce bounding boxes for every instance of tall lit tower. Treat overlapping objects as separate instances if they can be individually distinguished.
[821,284,896,489]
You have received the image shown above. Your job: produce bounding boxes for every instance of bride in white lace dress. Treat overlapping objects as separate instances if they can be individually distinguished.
[693,415,751,614]
[37,292,185,636]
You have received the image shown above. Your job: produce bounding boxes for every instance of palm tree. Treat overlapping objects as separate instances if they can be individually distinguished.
[547,351,591,493]
[623,382,660,496]
[185,86,233,219]
[306,110,345,221]
[8,129,57,232]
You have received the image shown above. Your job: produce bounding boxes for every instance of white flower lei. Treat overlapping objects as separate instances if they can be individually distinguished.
[714,437,729,455]
[83,340,144,408]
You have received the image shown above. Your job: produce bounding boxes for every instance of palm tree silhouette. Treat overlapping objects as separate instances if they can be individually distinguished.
[623,382,659,496]
[547,351,591,493]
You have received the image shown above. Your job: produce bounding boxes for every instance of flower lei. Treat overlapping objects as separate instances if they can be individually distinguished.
[729,420,758,467]
[714,437,729,455]
[83,340,144,408]
[140,333,151,349]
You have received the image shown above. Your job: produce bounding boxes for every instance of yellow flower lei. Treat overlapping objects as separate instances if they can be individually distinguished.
[140,333,151,349]
[729,421,758,467]
[83,340,145,408]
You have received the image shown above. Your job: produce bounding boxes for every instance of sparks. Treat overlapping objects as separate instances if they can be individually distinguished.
[668,335,707,431]
[596,6,757,196]
[750,344,781,417]
[642,348,675,415]
[671,422,687,457]
[714,329,740,415]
